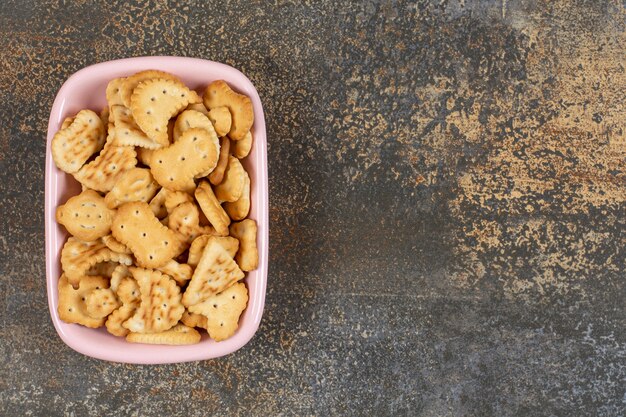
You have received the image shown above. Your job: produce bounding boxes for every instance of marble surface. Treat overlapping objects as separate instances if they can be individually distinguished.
[0,0,624,415]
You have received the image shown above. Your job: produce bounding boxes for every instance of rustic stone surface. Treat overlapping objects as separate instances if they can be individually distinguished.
[0,0,624,415]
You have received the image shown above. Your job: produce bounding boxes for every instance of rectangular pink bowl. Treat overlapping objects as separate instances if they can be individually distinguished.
[45,56,268,364]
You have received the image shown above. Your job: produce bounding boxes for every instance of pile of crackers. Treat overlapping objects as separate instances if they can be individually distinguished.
[51,70,258,345]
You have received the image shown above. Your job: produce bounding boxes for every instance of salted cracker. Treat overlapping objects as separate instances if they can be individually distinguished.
[156,259,193,285]
[181,310,208,330]
[111,105,164,149]
[208,136,230,185]
[102,234,132,254]
[56,190,115,241]
[58,274,109,328]
[126,324,201,345]
[203,80,253,140]
[223,169,250,221]
[232,131,252,159]
[214,156,245,202]
[229,219,258,271]
[85,288,120,319]
[188,282,248,342]
[106,77,126,109]
[187,235,239,268]
[194,180,230,236]
[104,167,159,209]
[168,201,215,244]
[207,106,232,138]
[72,142,137,192]
[52,109,105,173]
[120,70,181,108]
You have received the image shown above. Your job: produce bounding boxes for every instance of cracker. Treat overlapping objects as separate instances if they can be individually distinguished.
[130,78,200,146]
[181,310,208,330]
[105,302,137,337]
[203,80,253,140]
[52,109,106,173]
[164,190,194,214]
[61,116,74,130]
[188,282,248,342]
[194,180,230,236]
[214,156,245,202]
[150,128,219,192]
[185,102,209,117]
[207,106,232,137]
[58,274,109,328]
[173,110,220,178]
[120,70,181,108]
[100,107,110,127]
[102,234,132,254]
[112,202,184,268]
[126,324,201,345]
[104,167,159,209]
[72,142,137,192]
[182,239,245,307]
[109,264,131,293]
[208,136,230,185]
[157,259,193,285]
[117,276,140,304]
[85,288,120,319]
[56,190,115,241]
[61,237,133,288]
[232,131,252,159]
[111,105,163,149]
[106,77,126,109]
[123,267,184,333]
[168,201,215,244]
[229,219,259,271]
[223,169,250,221]
[188,235,239,268]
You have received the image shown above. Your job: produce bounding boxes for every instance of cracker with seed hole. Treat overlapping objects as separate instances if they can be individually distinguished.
[203,80,253,140]
[173,110,220,177]
[85,288,120,319]
[232,131,252,159]
[207,106,232,137]
[130,78,200,146]
[104,167,159,209]
[105,302,137,337]
[52,109,106,173]
[208,136,230,185]
[214,156,245,202]
[56,190,115,241]
[150,128,218,192]
[229,219,259,271]
[61,237,133,288]
[157,259,193,285]
[123,267,184,333]
[120,70,181,108]
[188,235,239,268]
[195,180,230,236]
[86,261,120,277]
[106,77,126,109]
[181,310,208,330]
[112,202,184,268]
[168,201,215,244]
[111,105,164,149]
[73,143,137,192]
[110,264,131,293]
[182,239,245,307]
[224,169,250,221]
[102,234,132,254]
[164,190,194,214]
[58,274,109,328]
[188,283,248,342]
[126,323,201,345]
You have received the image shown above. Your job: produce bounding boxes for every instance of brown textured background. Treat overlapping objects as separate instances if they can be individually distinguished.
[0,0,625,415]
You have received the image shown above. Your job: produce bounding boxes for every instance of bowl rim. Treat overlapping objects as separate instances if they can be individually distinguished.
[44,56,268,364]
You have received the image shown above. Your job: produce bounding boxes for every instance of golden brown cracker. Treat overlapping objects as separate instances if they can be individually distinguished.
[111,105,163,149]
[104,167,159,209]
[185,102,210,116]
[85,288,120,319]
[109,264,131,293]
[58,274,109,328]
[102,234,132,254]
[106,77,126,109]
[86,261,119,277]
[148,187,169,219]
[130,78,200,146]
[123,267,184,333]
[181,310,208,330]
[203,80,253,140]
[232,131,252,159]
[72,142,137,192]
[120,70,181,108]
[168,201,215,243]
[182,239,245,307]
[56,190,115,241]
[164,190,194,214]
[173,110,220,178]
[157,259,193,285]
[111,202,184,268]
[187,235,239,268]
[223,169,250,221]
[214,156,245,202]
[117,277,140,304]
[105,302,137,337]
[208,136,230,185]
[207,106,232,137]
[126,324,201,345]
[188,282,248,342]
[195,180,230,236]
[52,109,106,173]
[229,219,258,271]
[61,116,75,130]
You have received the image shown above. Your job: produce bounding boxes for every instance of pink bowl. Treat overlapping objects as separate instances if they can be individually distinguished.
[45,56,268,364]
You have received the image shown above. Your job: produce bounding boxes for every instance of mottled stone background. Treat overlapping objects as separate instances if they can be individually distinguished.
[0,0,624,415]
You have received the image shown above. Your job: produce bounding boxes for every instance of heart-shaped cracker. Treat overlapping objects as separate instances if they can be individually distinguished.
[188,282,248,342]
[104,167,159,209]
[72,142,137,192]
[214,156,245,202]
[126,323,201,345]
[52,109,106,173]
[203,80,253,140]
[130,78,200,146]
[58,274,109,328]
[111,105,164,149]
[207,106,232,137]
[120,70,181,108]
[150,128,219,192]
[168,201,215,244]
[223,169,250,221]
[182,239,244,307]
[112,202,185,268]
[61,237,133,288]
[229,219,259,272]
[85,288,120,319]
[208,136,230,185]
[195,180,230,235]
[123,267,185,333]
[232,131,253,159]
[56,190,115,241]
[187,235,239,268]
